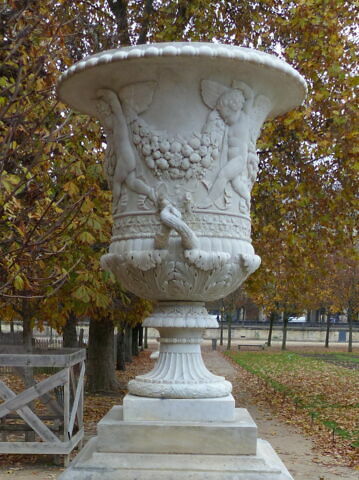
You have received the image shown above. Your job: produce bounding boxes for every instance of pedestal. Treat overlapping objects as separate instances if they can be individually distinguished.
[128,303,232,399]
[59,394,293,480]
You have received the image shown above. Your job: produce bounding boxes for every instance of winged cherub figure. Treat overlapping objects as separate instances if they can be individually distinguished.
[201,80,271,212]
[96,86,157,214]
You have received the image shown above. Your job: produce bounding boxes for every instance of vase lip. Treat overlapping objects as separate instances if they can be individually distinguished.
[57,41,307,119]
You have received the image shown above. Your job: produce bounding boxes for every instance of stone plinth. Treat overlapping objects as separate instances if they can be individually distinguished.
[59,435,293,480]
[123,393,236,422]
[97,404,257,455]
[59,394,293,480]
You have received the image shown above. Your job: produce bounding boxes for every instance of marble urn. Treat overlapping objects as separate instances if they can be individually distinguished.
[58,42,306,401]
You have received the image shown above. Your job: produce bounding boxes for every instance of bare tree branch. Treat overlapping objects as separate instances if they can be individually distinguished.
[137,0,153,45]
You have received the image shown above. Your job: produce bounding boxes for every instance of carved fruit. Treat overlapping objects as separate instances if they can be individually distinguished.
[139,126,149,137]
[132,122,140,134]
[201,155,212,168]
[157,158,169,170]
[132,134,141,145]
[182,144,193,156]
[181,158,190,170]
[142,144,152,156]
[211,148,219,161]
[189,136,201,149]
[199,146,208,156]
[170,141,182,153]
[190,152,201,163]
[145,156,155,169]
[160,140,170,153]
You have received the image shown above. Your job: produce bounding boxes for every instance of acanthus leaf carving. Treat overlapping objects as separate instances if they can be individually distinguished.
[183,249,230,271]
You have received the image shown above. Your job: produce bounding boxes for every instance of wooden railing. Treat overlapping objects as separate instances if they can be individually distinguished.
[0,347,86,466]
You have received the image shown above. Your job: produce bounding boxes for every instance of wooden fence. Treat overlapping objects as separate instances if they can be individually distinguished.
[0,347,85,465]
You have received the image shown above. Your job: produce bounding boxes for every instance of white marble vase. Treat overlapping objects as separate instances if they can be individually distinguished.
[58,42,306,401]
[57,42,306,480]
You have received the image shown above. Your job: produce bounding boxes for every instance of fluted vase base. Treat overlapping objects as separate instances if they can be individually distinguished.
[128,302,232,399]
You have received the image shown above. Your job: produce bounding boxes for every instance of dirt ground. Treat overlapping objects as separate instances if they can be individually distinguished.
[0,346,357,480]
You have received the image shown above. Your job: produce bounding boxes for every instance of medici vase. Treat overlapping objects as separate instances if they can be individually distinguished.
[57,43,306,400]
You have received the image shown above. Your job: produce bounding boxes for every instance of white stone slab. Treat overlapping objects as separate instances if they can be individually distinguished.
[97,405,257,455]
[123,393,235,422]
[59,437,294,480]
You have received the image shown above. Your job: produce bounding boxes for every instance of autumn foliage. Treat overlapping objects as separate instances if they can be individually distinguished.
[1,2,357,335]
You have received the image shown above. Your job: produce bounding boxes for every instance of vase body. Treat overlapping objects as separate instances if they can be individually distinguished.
[58,42,306,399]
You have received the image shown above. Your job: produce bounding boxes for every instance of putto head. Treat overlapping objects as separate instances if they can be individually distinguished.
[216,89,245,125]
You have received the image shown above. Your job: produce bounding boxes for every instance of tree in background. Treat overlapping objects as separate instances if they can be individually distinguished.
[115,295,153,372]
[1,1,357,364]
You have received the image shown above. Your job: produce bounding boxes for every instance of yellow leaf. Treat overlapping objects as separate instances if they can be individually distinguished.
[63,181,79,197]
[14,275,24,290]
[78,231,95,244]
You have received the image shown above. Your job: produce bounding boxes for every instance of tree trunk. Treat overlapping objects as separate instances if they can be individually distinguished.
[22,318,33,352]
[22,315,34,390]
[21,298,33,353]
[116,327,126,371]
[267,311,275,347]
[226,316,232,350]
[132,326,139,356]
[347,304,353,353]
[220,320,224,346]
[124,325,132,363]
[220,309,224,346]
[325,311,331,348]
[86,318,118,393]
[63,311,78,348]
[138,325,144,351]
[22,299,33,353]
[281,313,288,351]
[144,327,148,349]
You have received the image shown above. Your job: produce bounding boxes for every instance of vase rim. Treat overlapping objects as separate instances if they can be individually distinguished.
[57,41,307,119]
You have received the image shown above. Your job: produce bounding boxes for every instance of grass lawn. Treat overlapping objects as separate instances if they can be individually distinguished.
[226,349,359,467]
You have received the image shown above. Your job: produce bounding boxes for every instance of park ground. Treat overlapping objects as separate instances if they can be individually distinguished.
[0,343,358,480]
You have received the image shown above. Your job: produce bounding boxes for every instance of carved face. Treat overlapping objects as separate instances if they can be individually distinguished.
[216,90,244,125]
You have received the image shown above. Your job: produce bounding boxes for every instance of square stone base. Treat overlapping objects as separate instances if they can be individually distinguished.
[98,405,257,455]
[59,402,293,480]
[59,436,294,479]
